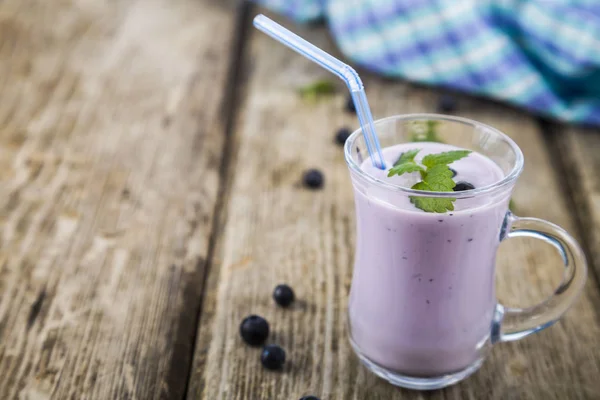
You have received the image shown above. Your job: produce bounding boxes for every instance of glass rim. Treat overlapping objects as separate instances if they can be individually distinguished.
[344,113,524,198]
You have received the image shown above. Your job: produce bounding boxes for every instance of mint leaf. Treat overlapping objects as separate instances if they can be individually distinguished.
[423,165,456,191]
[411,196,456,213]
[394,149,420,166]
[387,162,425,177]
[388,149,424,178]
[410,182,456,213]
[422,150,471,168]
[386,148,471,213]
[409,165,456,213]
[411,181,430,191]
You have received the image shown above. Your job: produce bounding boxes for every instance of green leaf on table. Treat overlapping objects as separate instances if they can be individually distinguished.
[297,79,337,102]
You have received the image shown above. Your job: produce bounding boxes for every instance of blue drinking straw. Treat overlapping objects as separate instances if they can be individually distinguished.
[253,14,386,170]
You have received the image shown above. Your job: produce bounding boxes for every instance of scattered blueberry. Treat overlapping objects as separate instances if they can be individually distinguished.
[303,169,324,189]
[273,284,295,307]
[437,94,457,113]
[306,16,326,28]
[453,181,475,192]
[300,397,321,400]
[335,127,351,145]
[449,168,457,178]
[345,94,356,114]
[240,315,269,346]
[261,344,286,370]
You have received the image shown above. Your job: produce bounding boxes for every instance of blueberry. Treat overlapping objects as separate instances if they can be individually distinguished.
[300,397,320,400]
[303,169,324,189]
[240,315,269,346]
[345,94,356,114]
[273,284,295,307]
[335,127,351,145]
[453,181,475,191]
[449,168,457,178]
[261,344,286,370]
[437,94,457,113]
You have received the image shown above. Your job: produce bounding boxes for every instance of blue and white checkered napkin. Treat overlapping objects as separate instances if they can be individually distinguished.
[255,0,600,127]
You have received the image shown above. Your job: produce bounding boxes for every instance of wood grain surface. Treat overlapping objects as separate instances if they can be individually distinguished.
[0,0,236,398]
[556,126,600,280]
[187,12,600,400]
[1,1,599,399]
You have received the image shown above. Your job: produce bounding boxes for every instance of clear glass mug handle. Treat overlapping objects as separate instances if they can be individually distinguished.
[492,213,588,343]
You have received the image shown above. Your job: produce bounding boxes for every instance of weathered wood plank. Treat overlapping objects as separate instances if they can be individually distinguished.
[554,126,600,283]
[0,0,237,398]
[188,11,600,400]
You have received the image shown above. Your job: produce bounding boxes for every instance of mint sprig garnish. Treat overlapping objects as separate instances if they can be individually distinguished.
[387,149,471,213]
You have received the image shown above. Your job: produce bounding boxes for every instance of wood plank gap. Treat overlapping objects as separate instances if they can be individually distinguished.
[182,2,255,399]
[539,119,600,295]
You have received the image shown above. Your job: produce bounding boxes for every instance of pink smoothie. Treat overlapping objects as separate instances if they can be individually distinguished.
[349,142,509,377]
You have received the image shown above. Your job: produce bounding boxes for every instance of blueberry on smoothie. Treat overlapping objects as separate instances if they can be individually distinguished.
[453,181,475,191]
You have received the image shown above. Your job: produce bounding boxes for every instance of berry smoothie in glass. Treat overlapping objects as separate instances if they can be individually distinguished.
[344,114,587,390]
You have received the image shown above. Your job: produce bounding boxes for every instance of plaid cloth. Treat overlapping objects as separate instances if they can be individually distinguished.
[254,0,600,127]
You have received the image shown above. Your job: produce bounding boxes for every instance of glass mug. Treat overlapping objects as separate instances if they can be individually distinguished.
[344,114,587,390]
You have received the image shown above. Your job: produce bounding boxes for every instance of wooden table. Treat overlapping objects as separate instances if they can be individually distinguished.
[1,1,599,399]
